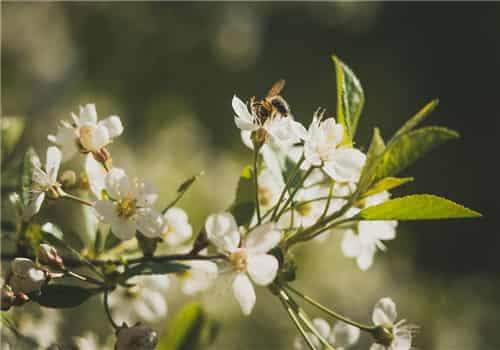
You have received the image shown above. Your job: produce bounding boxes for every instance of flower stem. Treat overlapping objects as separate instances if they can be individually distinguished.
[282,288,336,350]
[275,166,315,221]
[271,155,305,221]
[60,191,94,207]
[278,289,318,350]
[285,284,374,332]
[103,289,119,330]
[253,147,262,224]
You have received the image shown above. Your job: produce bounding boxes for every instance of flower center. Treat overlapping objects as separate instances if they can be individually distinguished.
[258,186,272,207]
[116,198,137,218]
[297,202,313,217]
[229,249,248,272]
[79,125,99,151]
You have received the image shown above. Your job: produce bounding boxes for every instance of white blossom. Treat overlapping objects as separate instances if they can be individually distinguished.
[278,186,328,230]
[94,168,164,240]
[301,111,365,183]
[205,212,280,315]
[339,191,397,270]
[23,146,62,219]
[370,298,414,350]
[161,207,193,246]
[179,260,219,295]
[109,275,170,324]
[293,318,360,350]
[9,258,46,294]
[48,103,123,161]
[233,95,305,150]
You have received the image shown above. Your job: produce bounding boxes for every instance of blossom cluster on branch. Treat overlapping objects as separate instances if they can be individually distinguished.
[1,56,480,350]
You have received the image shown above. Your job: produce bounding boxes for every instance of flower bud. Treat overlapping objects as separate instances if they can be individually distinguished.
[1,284,16,311]
[115,324,158,350]
[59,170,77,188]
[38,244,64,270]
[9,258,47,294]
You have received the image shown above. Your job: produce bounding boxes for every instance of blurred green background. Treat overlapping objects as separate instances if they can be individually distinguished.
[2,2,499,349]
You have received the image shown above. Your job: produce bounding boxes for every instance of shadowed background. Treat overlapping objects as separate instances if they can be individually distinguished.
[2,2,499,349]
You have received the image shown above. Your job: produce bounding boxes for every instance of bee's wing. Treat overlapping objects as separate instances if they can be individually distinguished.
[266,79,286,98]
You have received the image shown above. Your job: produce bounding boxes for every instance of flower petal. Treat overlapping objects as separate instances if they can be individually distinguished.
[341,229,361,258]
[45,146,62,184]
[357,244,376,271]
[359,221,397,241]
[134,289,168,322]
[372,297,398,326]
[369,344,386,350]
[205,212,240,253]
[135,208,164,238]
[393,327,412,350]
[136,182,158,208]
[247,254,278,286]
[105,168,127,199]
[48,126,78,161]
[324,148,366,183]
[90,124,110,150]
[79,104,98,124]
[85,154,106,199]
[330,321,360,348]
[23,193,45,219]
[312,318,331,339]
[232,95,256,131]
[244,223,281,254]
[110,218,137,241]
[99,115,123,138]
[232,273,256,315]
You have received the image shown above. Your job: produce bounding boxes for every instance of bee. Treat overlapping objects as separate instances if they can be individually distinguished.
[250,79,291,124]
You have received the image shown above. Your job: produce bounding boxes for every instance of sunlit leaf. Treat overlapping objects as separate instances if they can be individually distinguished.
[362,177,414,198]
[357,128,385,195]
[392,99,439,140]
[332,55,365,140]
[358,194,481,220]
[374,127,459,182]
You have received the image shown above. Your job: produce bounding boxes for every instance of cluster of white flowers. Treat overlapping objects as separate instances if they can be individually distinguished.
[11,77,420,350]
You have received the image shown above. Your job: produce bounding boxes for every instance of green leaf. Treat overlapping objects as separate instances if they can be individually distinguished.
[31,284,95,308]
[357,128,386,195]
[358,194,481,220]
[121,261,189,282]
[392,99,439,140]
[362,177,414,198]
[332,55,365,140]
[158,302,219,350]
[20,148,40,209]
[374,127,459,182]
[1,116,25,162]
[230,165,255,226]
